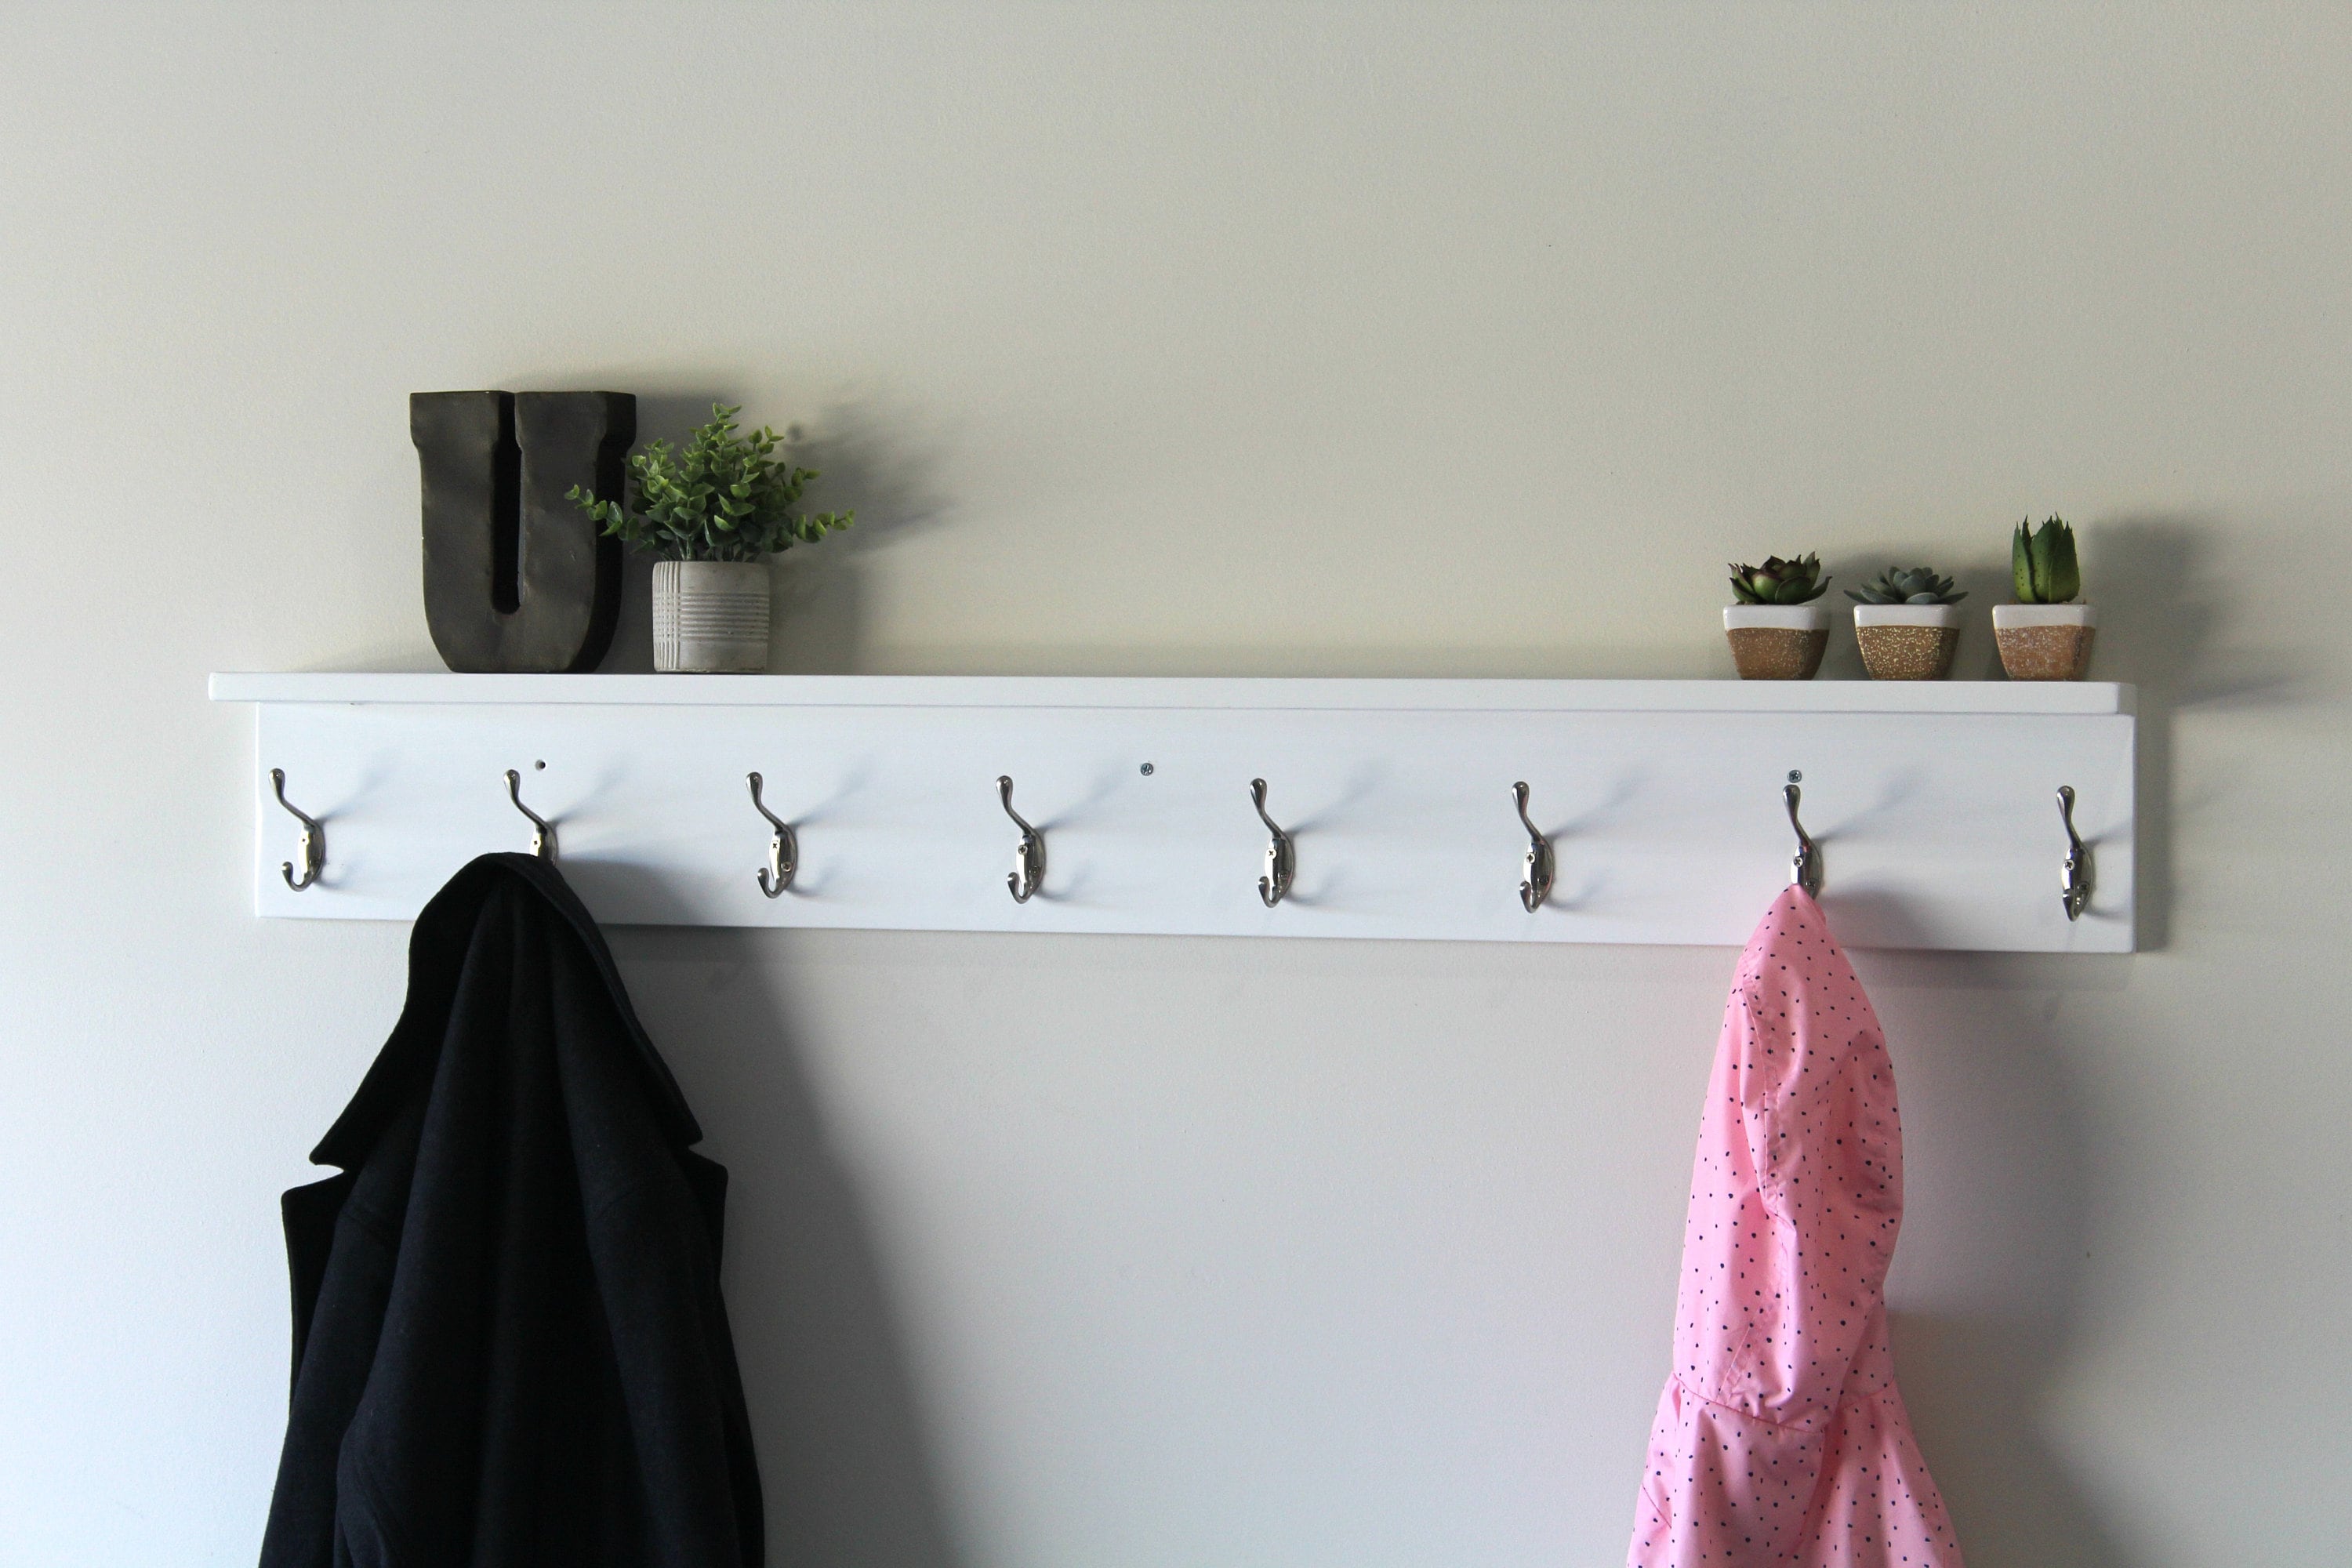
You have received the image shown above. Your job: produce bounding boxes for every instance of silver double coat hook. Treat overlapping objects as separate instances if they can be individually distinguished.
[1512,782,1555,912]
[504,769,556,860]
[748,773,798,897]
[270,768,324,891]
[1784,773,1821,898]
[2057,785,2092,920]
[999,775,1046,902]
[1250,779,1296,907]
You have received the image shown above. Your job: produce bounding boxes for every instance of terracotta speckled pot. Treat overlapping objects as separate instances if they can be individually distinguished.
[1724,604,1829,680]
[1992,602,2096,681]
[1853,603,1962,680]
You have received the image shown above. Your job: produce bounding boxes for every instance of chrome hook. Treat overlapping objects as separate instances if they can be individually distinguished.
[2057,785,2092,920]
[999,775,1046,903]
[503,769,556,860]
[1513,782,1555,912]
[270,768,324,891]
[1250,778,1296,907]
[1784,773,1822,897]
[749,772,797,897]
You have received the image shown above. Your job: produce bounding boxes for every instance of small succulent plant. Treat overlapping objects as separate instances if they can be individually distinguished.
[1727,554,1830,604]
[1846,566,1966,605]
[2012,516,2082,603]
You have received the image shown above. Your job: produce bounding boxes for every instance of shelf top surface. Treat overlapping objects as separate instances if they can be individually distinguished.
[209,672,2134,715]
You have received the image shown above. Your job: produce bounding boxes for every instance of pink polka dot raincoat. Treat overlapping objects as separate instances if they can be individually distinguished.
[1629,887,1963,1566]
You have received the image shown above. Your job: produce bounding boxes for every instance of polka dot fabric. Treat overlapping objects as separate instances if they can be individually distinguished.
[1628,887,1963,1566]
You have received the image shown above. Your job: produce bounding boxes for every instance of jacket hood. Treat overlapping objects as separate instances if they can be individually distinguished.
[308,852,702,1167]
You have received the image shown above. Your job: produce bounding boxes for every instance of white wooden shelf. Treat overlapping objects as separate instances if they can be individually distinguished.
[211,673,2136,952]
[209,672,2131,714]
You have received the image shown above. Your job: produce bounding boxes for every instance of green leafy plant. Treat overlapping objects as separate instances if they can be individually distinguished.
[2011,516,2081,603]
[568,404,853,563]
[1728,554,1830,604]
[1846,566,1965,605]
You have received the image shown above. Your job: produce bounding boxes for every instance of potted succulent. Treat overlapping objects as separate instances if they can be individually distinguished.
[1724,554,1832,679]
[569,404,853,672]
[1846,566,1966,680]
[1994,516,2094,681]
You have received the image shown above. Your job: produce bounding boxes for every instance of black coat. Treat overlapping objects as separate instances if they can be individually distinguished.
[259,854,761,1568]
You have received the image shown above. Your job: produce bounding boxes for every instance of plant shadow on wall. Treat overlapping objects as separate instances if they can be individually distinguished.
[599,393,951,674]
[605,925,964,1568]
[2076,514,2304,950]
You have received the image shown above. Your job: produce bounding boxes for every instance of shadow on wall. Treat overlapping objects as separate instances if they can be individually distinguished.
[1855,510,2331,1562]
[773,401,955,674]
[2085,514,2307,952]
[1838,514,2310,951]
[605,926,964,1568]
[1893,1311,2125,1568]
[599,393,953,674]
[1862,947,2135,1568]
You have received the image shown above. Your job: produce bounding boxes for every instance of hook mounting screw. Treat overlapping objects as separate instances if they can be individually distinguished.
[749,773,797,897]
[270,768,324,891]
[1513,782,1555,912]
[504,769,557,860]
[1000,776,1047,903]
[1250,779,1297,907]
[1784,778,1822,898]
[2057,785,2092,920]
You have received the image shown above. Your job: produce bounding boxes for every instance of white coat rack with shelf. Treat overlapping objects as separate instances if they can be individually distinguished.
[210,674,2136,953]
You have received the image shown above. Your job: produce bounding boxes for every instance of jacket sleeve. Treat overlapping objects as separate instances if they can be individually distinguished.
[1735,1008,1901,1426]
[258,1185,401,1568]
[279,1173,354,1384]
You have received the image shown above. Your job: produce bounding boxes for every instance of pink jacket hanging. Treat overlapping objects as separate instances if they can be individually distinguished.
[1629,887,1962,1566]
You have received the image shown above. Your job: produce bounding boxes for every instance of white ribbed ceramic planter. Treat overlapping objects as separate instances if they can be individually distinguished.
[653,561,770,673]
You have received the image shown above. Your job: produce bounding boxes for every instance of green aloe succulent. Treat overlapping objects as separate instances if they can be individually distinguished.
[1728,554,1830,604]
[1846,566,1965,605]
[2011,516,2082,603]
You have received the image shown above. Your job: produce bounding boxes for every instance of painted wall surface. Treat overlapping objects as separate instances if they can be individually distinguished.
[2,5,2347,1563]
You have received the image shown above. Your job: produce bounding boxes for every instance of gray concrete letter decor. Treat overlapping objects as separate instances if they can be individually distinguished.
[413,390,636,673]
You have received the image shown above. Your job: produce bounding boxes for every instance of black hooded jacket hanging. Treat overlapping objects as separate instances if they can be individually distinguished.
[259,853,762,1568]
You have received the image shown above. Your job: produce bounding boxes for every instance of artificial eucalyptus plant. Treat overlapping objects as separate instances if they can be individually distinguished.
[568,404,853,563]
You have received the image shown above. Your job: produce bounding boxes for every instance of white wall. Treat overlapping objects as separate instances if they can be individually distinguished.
[2,5,2347,1563]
